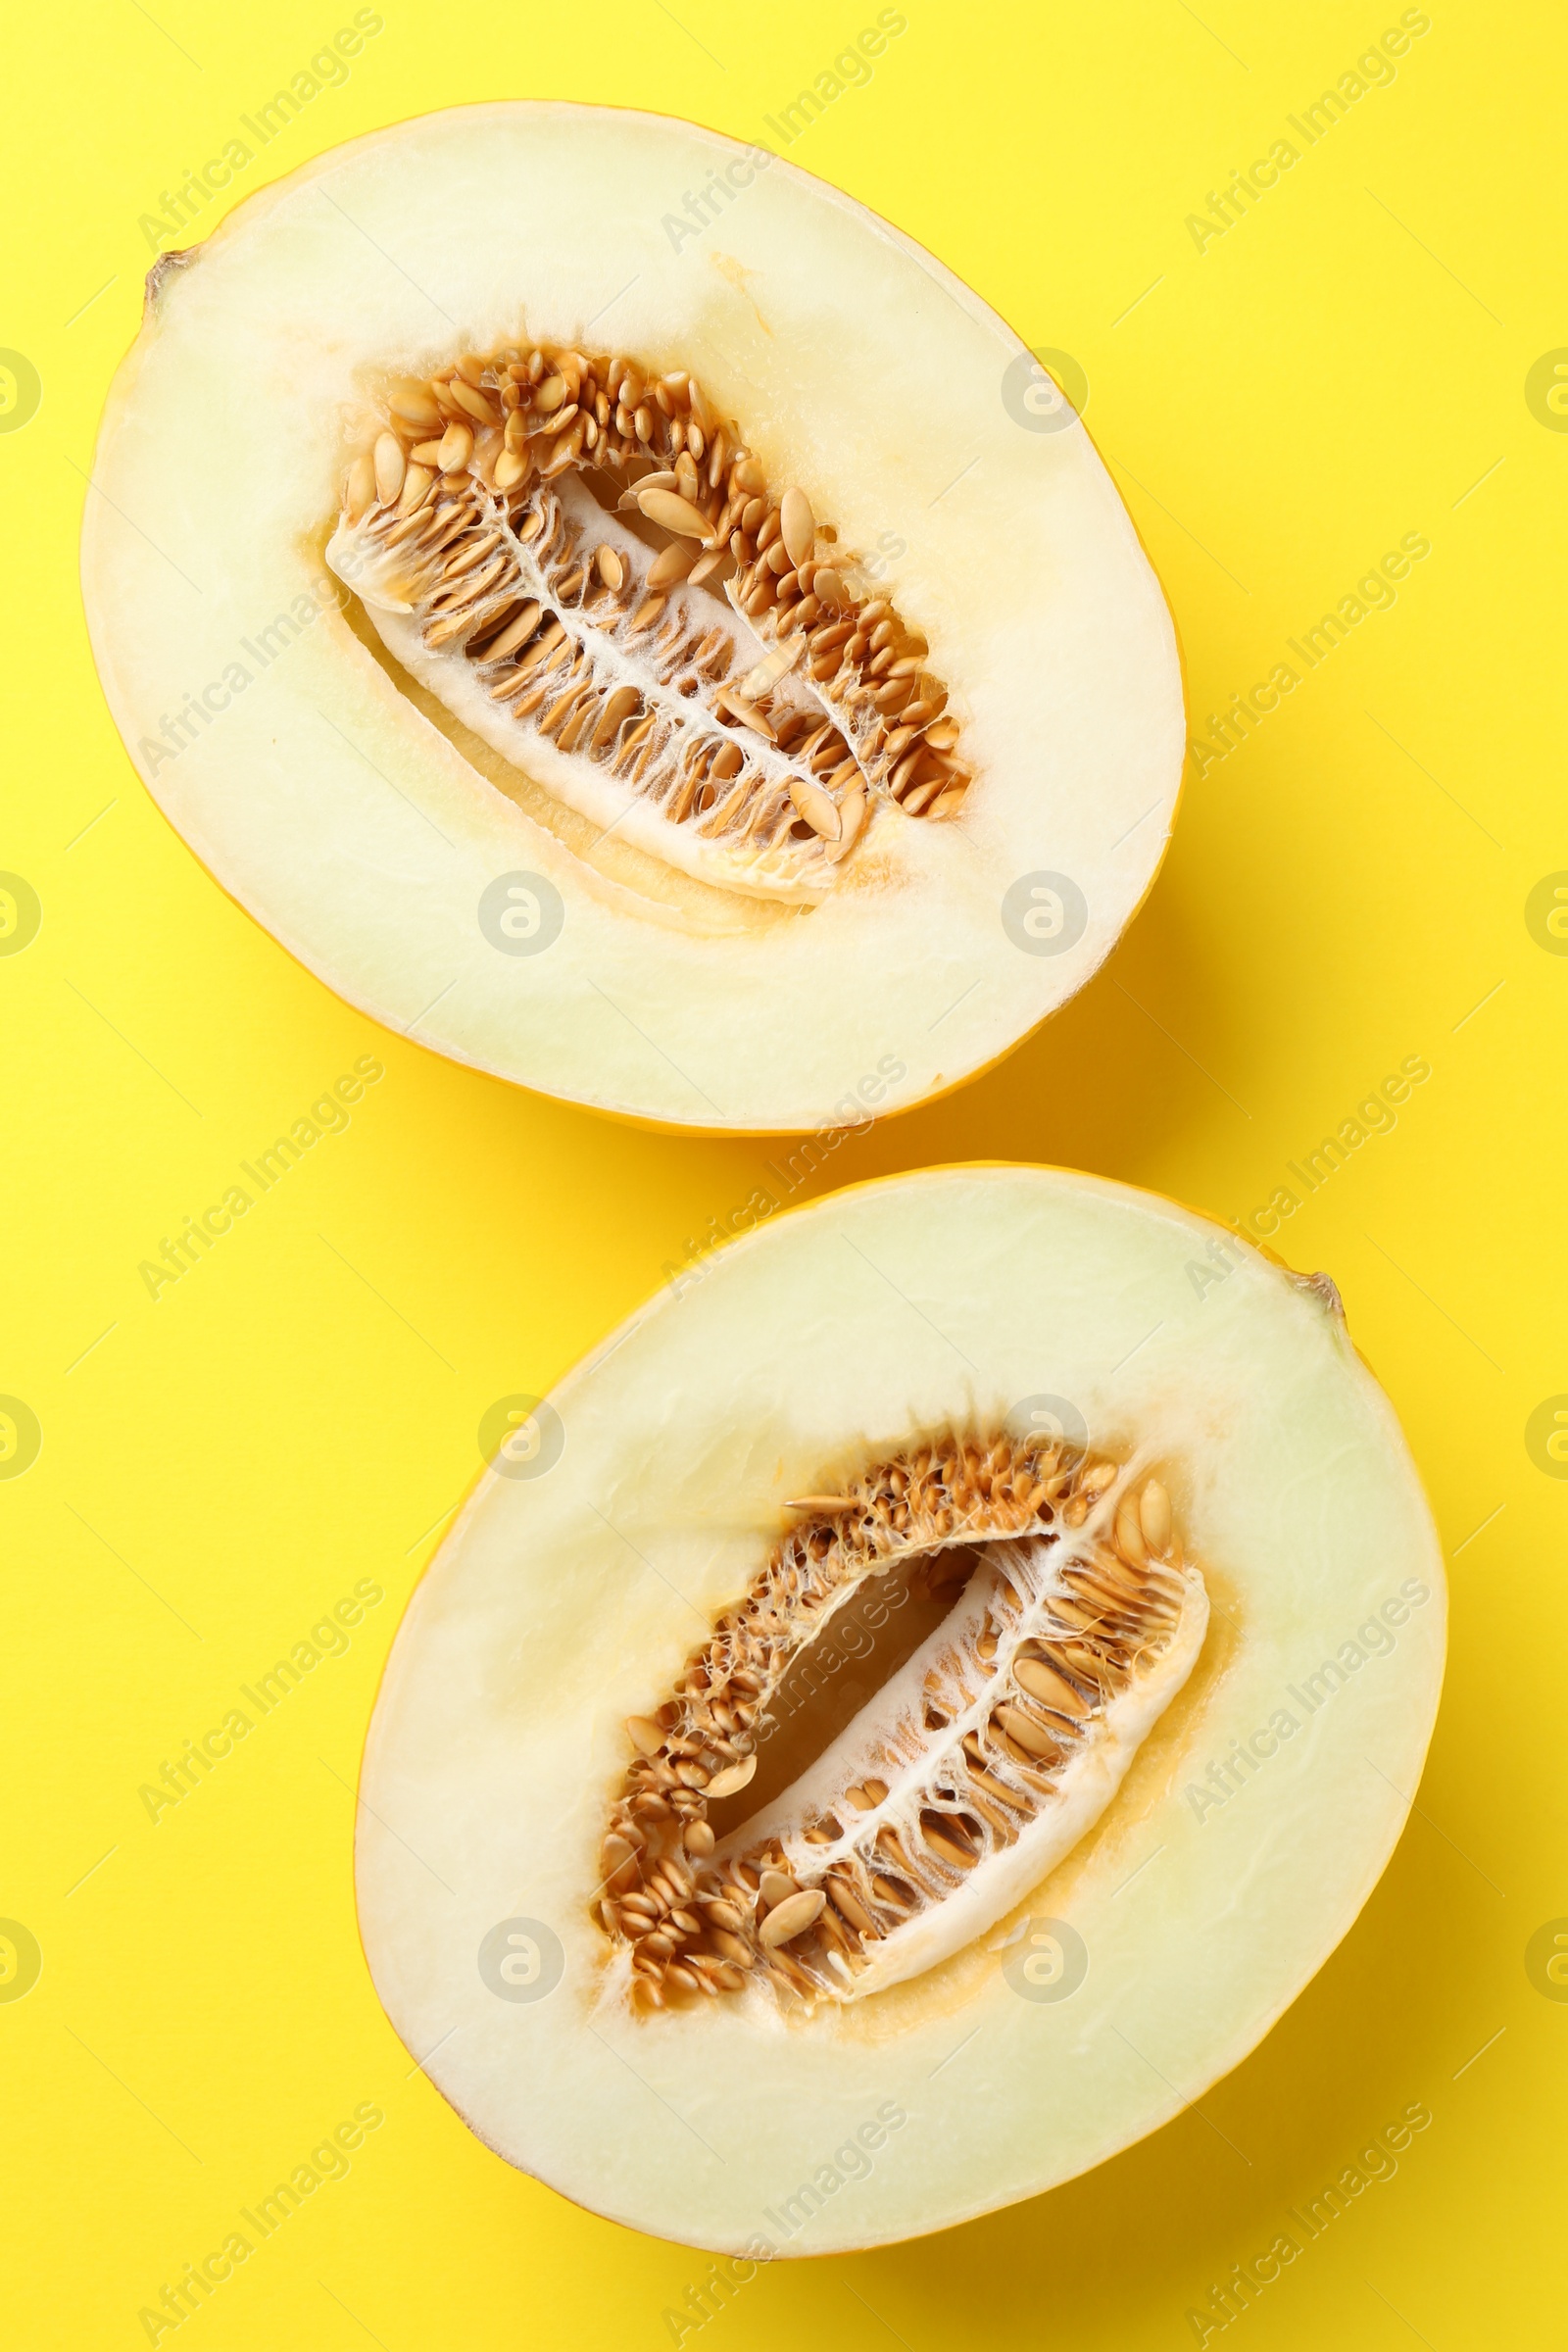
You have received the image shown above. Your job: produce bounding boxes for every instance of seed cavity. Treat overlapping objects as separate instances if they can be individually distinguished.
[596,1435,1208,2014]
[327,338,972,906]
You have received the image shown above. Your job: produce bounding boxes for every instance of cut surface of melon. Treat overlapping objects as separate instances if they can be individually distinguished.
[356,1166,1445,2252]
[81,103,1184,1131]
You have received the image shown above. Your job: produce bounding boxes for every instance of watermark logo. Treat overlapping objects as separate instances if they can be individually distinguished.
[0,353,41,435]
[1189,530,1433,780]
[134,2097,386,2338]
[0,1920,42,2003]
[478,871,564,956]
[0,872,41,955]
[1525,351,1568,431]
[1526,1396,1568,1479]
[0,1397,41,1481]
[1186,1231,1250,1302]
[1002,349,1089,434]
[1005,1393,1089,1453]
[1184,2098,1434,2343]
[1525,1918,1568,2000]
[663,1054,908,1302]
[478,1917,564,2002]
[1235,1052,1432,1243]
[754,1570,913,1751]
[478,1395,564,1481]
[138,14,388,254]
[1187,1580,1431,1824]
[1003,1916,1088,2002]
[137,1579,384,1825]
[1525,872,1568,953]
[1183,21,1434,266]
[137,570,351,773]
[138,1055,385,1302]
[1002,870,1088,956]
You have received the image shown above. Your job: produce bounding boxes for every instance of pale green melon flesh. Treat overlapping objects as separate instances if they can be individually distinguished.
[355,1166,1445,2252]
[80,103,1184,1132]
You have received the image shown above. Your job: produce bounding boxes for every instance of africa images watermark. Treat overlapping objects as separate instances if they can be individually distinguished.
[661,2100,911,2343]
[137,1055,386,1299]
[137,11,387,253]
[1184,1578,1432,1826]
[136,1579,385,1825]
[752,1565,915,1754]
[662,1054,907,1299]
[1184,12,1434,256]
[660,10,909,255]
[1187,531,1432,780]
[135,2100,387,2342]
[1232,1052,1431,1243]
[134,569,349,778]
[1185,2098,1434,2341]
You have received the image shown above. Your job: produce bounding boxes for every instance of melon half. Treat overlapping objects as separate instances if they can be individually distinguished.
[356,1166,1445,2252]
[81,103,1184,1131]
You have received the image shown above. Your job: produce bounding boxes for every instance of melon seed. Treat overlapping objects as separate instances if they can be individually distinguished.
[760,1890,826,1947]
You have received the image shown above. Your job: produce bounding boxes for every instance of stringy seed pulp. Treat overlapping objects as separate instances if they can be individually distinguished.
[327,341,971,904]
[598,1432,1208,2012]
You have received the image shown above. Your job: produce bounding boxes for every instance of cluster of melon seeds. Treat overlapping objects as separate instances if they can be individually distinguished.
[325,340,970,901]
[597,1434,1208,2012]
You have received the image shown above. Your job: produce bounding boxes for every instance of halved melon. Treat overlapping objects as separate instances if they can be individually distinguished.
[81,103,1183,1131]
[356,1165,1445,2251]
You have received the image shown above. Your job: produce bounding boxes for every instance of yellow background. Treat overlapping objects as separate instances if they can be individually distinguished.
[5,1,1564,2342]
